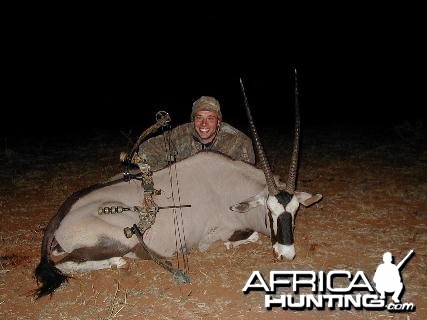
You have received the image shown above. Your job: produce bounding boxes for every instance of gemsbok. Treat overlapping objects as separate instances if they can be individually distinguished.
[34,72,322,298]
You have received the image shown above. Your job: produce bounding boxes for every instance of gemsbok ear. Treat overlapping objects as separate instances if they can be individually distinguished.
[229,189,268,213]
[294,192,323,207]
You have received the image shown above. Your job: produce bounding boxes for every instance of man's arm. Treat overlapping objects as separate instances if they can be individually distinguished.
[244,136,256,164]
[231,134,255,164]
[219,123,256,165]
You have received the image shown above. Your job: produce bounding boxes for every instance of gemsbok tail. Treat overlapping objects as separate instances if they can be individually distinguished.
[34,256,70,298]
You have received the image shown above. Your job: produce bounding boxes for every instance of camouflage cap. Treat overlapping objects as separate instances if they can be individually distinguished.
[191,96,222,120]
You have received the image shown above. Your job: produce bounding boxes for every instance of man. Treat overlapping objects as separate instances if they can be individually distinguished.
[138,96,255,171]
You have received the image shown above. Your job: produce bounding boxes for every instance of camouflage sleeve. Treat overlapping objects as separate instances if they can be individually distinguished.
[238,135,255,164]
[244,137,256,164]
[138,134,169,171]
[217,123,256,165]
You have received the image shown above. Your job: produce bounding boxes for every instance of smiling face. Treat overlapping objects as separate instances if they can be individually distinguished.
[193,110,221,144]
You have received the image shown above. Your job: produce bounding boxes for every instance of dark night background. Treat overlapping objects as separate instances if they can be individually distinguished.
[3,5,425,139]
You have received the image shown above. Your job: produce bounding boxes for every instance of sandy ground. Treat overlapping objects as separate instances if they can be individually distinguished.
[0,124,426,319]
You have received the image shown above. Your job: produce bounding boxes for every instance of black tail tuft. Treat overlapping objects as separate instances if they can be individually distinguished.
[33,257,71,299]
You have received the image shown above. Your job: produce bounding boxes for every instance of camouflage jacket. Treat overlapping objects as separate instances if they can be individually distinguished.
[138,122,255,171]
